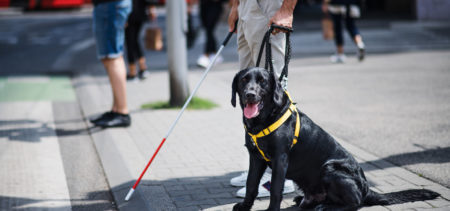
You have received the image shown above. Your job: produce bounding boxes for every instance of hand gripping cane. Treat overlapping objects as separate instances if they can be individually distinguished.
[124,21,238,201]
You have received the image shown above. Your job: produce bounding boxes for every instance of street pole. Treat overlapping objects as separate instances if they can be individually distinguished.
[166,0,189,106]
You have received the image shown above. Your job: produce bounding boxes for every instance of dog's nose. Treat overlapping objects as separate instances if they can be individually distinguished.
[245,92,256,100]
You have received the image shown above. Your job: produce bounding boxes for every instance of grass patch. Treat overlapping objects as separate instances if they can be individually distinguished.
[141,96,218,110]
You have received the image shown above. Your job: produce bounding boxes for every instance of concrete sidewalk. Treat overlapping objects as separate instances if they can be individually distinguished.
[74,51,450,210]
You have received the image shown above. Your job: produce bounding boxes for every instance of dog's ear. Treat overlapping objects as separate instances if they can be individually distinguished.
[231,71,240,107]
[272,72,284,106]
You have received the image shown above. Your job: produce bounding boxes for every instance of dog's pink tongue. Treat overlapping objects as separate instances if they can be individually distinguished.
[244,103,259,119]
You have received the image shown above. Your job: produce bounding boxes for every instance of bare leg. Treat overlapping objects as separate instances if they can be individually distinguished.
[101,56,129,114]
[138,56,147,71]
[128,63,137,76]
[353,34,364,49]
[353,35,365,61]
[336,45,344,54]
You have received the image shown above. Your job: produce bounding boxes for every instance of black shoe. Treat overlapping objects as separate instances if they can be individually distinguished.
[358,48,365,61]
[94,112,131,128]
[138,70,149,80]
[127,74,137,81]
[90,111,114,124]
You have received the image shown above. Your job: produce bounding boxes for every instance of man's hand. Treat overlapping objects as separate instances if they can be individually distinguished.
[228,0,239,33]
[269,0,297,34]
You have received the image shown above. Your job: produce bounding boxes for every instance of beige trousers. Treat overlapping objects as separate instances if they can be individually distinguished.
[237,0,286,80]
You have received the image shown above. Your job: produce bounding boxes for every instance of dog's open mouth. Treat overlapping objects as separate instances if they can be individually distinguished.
[244,102,263,119]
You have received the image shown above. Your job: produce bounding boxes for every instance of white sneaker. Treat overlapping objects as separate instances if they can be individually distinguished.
[231,171,271,187]
[196,54,210,68]
[209,53,223,65]
[330,53,346,63]
[234,173,296,198]
[230,172,249,187]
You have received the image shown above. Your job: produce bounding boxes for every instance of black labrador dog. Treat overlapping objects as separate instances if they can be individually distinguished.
[231,67,439,211]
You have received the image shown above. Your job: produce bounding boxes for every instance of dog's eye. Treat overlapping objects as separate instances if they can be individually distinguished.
[242,78,248,83]
[258,77,265,83]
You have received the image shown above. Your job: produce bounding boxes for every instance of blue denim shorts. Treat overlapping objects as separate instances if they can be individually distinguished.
[93,0,132,59]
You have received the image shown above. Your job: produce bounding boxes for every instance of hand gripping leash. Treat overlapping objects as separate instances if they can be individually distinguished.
[256,24,293,83]
[124,21,238,201]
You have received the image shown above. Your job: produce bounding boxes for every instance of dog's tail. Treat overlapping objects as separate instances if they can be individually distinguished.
[364,189,440,206]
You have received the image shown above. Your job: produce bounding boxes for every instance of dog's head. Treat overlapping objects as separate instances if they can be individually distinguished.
[231,67,284,119]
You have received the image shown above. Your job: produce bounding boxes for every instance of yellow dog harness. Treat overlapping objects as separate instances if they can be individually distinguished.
[245,92,300,162]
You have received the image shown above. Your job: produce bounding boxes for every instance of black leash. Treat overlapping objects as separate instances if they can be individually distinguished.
[256,24,293,83]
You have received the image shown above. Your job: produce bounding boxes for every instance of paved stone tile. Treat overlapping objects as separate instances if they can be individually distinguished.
[366,169,392,177]
[360,205,390,210]
[164,184,185,192]
[214,198,241,205]
[184,183,211,191]
[426,198,450,208]
[174,198,217,208]
[375,184,422,193]
[167,188,205,197]
[208,187,239,194]
[416,206,450,211]
[170,195,192,208]
[192,192,232,200]
[385,201,434,210]
[203,203,235,211]
[179,206,202,211]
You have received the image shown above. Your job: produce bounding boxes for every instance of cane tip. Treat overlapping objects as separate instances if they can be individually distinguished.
[125,188,135,201]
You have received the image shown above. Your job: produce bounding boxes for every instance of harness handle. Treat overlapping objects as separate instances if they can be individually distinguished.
[256,24,293,83]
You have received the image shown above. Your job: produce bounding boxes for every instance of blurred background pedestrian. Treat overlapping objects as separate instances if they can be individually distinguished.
[90,0,132,128]
[322,0,365,63]
[196,0,225,68]
[125,0,157,81]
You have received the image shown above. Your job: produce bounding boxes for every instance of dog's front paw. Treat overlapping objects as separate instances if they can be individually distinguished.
[233,202,251,211]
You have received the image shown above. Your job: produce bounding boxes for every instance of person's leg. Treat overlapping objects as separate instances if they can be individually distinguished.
[91,0,131,127]
[243,0,286,86]
[197,1,223,67]
[197,2,211,67]
[331,13,344,54]
[237,20,255,70]
[132,21,147,72]
[97,57,131,127]
[204,2,223,54]
[125,22,139,77]
[345,15,365,61]
[101,57,128,114]
[344,15,361,45]
[138,57,147,70]
[128,63,137,78]
[330,13,346,63]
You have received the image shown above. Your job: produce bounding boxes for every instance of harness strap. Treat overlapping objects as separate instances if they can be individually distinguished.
[246,101,300,162]
[293,107,300,146]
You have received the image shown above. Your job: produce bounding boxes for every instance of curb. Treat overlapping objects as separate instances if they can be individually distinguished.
[73,73,177,210]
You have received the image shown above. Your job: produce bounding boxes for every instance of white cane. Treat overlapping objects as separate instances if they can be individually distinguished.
[125,22,238,201]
